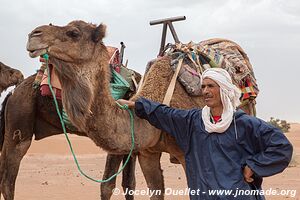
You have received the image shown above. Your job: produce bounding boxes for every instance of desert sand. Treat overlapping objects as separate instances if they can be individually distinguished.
[11,123,300,200]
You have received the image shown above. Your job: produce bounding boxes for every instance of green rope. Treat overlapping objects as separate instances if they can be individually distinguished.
[43,54,135,183]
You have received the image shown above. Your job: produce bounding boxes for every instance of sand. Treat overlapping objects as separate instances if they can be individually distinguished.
[11,124,300,199]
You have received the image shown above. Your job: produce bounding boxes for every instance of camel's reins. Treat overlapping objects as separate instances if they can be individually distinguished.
[42,53,135,183]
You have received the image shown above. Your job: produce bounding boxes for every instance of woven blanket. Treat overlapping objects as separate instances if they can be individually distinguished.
[161,39,259,102]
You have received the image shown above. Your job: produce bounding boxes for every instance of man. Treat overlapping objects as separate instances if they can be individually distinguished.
[117,68,293,200]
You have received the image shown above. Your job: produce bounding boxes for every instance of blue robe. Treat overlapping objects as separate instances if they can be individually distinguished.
[135,97,293,200]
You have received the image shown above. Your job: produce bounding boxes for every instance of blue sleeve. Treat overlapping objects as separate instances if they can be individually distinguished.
[134,97,195,151]
[245,118,293,177]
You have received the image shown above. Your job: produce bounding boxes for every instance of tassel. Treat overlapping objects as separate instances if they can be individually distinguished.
[33,64,46,89]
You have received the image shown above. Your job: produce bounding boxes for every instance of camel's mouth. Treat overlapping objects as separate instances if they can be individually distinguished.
[28,48,48,58]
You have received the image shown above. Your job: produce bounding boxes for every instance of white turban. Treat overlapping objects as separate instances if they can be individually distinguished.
[201,68,241,133]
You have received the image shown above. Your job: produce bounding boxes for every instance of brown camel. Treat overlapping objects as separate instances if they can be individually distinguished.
[0,20,256,200]
[0,67,140,200]
[0,62,23,94]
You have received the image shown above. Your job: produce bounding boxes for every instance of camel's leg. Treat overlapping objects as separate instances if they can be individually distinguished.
[121,154,136,200]
[138,151,164,200]
[100,154,137,200]
[0,137,33,200]
[100,154,123,200]
[0,83,36,200]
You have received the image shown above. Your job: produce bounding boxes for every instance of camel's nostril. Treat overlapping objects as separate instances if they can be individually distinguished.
[31,30,43,37]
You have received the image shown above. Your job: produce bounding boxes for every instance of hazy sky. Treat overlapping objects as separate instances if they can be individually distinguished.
[0,0,299,122]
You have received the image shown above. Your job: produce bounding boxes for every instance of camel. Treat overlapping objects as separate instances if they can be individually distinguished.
[0,65,140,200]
[0,20,256,200]
[0,62,23,94]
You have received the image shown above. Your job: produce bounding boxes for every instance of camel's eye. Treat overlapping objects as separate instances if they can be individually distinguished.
[66,28,81,39]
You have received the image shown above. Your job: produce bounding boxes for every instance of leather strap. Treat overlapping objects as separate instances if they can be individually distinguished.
[163,58,183,106]
[131,75,138,90]
[136,75,144,94]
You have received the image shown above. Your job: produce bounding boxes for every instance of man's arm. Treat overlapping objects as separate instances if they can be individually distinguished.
[117,97,195,151]
[245,119,293,177]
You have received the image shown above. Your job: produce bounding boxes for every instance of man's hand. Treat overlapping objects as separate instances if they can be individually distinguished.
[243,165,254,183]
[116,99,135,109]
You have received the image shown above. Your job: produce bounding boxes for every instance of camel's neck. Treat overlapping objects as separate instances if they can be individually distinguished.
[65,48,186,153]
[84,53,162,153]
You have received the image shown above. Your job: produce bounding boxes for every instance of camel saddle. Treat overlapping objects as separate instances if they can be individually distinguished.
[146,39,259,107]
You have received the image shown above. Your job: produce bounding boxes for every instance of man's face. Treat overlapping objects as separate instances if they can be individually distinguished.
[201,78,222,108]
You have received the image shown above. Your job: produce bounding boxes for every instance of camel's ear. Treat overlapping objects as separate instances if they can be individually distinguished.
[92,23,106,43]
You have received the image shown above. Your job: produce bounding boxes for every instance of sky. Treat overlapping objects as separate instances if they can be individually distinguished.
[0,0,299,122]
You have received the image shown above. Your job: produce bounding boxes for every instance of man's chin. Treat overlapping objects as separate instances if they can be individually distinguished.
[204,101,213,107]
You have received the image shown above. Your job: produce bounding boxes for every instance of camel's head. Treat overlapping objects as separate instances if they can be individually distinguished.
[26,20,109,132]
[0,62,24,94]
[27,20,107,63]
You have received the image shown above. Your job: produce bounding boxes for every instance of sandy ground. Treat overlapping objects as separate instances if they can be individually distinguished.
[10,124,300,200]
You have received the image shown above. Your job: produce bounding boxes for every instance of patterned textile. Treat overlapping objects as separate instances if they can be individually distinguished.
[107,46,136,93]
[169,53,202,96]
[33,64,46,88]
[107,46,121,73]
[40,64,62,99]
[163,39,259,102]
[240,77,258,101]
